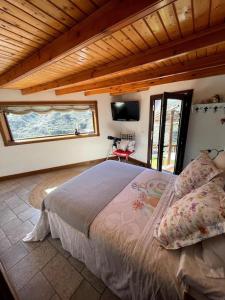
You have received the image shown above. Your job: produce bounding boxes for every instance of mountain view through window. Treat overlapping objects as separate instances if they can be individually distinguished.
[6,110,94,141]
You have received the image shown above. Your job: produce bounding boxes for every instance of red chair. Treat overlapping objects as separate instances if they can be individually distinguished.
[113,133,135,162]
[113,149,134,162]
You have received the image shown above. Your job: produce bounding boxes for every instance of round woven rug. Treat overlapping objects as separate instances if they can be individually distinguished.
[29,166,88,209]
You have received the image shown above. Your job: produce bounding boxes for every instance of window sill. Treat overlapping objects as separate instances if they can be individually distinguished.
[3,133,100,146]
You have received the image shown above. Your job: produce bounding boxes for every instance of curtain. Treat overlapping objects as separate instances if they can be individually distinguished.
[0,104,95,115]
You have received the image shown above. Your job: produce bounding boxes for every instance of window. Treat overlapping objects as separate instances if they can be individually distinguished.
[0,101,99,146]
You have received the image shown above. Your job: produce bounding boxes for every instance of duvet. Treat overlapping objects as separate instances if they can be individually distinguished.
[24,162,185,300]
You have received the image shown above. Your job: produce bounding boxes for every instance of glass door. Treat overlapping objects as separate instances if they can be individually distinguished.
[149,99,161,170]
[148,91,192,174]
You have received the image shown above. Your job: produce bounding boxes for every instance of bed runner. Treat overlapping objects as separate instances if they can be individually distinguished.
[42,160,144,237]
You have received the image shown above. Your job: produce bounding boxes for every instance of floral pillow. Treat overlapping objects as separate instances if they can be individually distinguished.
[174,152,222,199]
[154,181,225,249]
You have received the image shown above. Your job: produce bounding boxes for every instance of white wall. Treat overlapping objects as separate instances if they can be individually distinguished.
[184,103,225,165]
[0,89,118,177]
[113,75,225,165]
[1,74,225,176]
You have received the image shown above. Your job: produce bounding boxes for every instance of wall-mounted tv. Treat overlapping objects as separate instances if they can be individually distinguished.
[111,101,140,121]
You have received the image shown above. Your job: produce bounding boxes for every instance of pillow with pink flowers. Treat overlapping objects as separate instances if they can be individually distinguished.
[174,152,222,199]
[155,181,225,249]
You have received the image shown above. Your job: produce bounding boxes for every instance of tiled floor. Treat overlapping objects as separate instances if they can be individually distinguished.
[0,169,120,300]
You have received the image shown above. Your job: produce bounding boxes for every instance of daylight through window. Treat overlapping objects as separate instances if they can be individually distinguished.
[0,102,99,145]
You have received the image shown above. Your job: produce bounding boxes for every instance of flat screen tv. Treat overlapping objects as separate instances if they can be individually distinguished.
[111,101,140,121]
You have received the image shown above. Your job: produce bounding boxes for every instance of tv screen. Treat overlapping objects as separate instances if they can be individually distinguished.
[111,101,140,121]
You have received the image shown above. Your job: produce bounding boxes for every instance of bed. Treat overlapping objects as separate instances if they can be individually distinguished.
[23,160,209,300]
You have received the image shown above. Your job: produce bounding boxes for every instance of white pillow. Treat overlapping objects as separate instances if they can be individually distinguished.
[117,140,129,151]
[127,140,135,152]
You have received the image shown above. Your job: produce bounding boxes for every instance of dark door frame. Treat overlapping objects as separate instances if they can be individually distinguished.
[147,89,193,174]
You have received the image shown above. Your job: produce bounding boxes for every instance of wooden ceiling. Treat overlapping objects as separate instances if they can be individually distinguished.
[1,0,225,95]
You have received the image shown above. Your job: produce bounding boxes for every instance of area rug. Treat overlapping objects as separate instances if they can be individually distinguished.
[29,166,90,209]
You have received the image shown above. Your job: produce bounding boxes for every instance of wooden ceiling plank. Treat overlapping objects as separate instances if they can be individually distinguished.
[0,27,40,48]
[193,0,211,31]
[62,56,86,68]
[0,8,53,40]
[0,44,26,56]
[103,35,132,56]
[145,12,170,44]
[0,48,26,58]
[22,23,225,94]
[67,53,99,68]
[174,0,193,37]
[210,0,225,26]
[84,64,225,95]
[81,47,112,64]
[5,0,68,32]
[87,43,117,62]
[112,30,140,55]
[0,40,34,53]
[0,62,9,67]
[158,3,181,40]
[28,0,76,27]
[0,0,176,86]
[94,39,125,59]
[55,51,225,95]
[56,59,81,70]
[47,63,72,73]
[49,0,86,21]
[0,19,45,44]
[132,18,159,48]
[0,0,61,36]
[75,50,102,65]
[121,24,149,51]
[0,55,18,63]
[0,35,35,51]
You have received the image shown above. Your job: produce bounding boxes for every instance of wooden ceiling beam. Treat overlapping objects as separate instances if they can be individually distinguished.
[0,0,174,87]
[55,51,225,95]
[21,23,225,94]
[84,65,225,95]
[85,81,151,95]
[110,87,149,96]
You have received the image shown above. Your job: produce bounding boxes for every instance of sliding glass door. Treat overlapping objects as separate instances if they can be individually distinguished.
[148,90,192,174]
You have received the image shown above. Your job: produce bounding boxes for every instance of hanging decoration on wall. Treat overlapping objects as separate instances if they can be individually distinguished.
[192,103,225,113]
[193,94,224,113]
